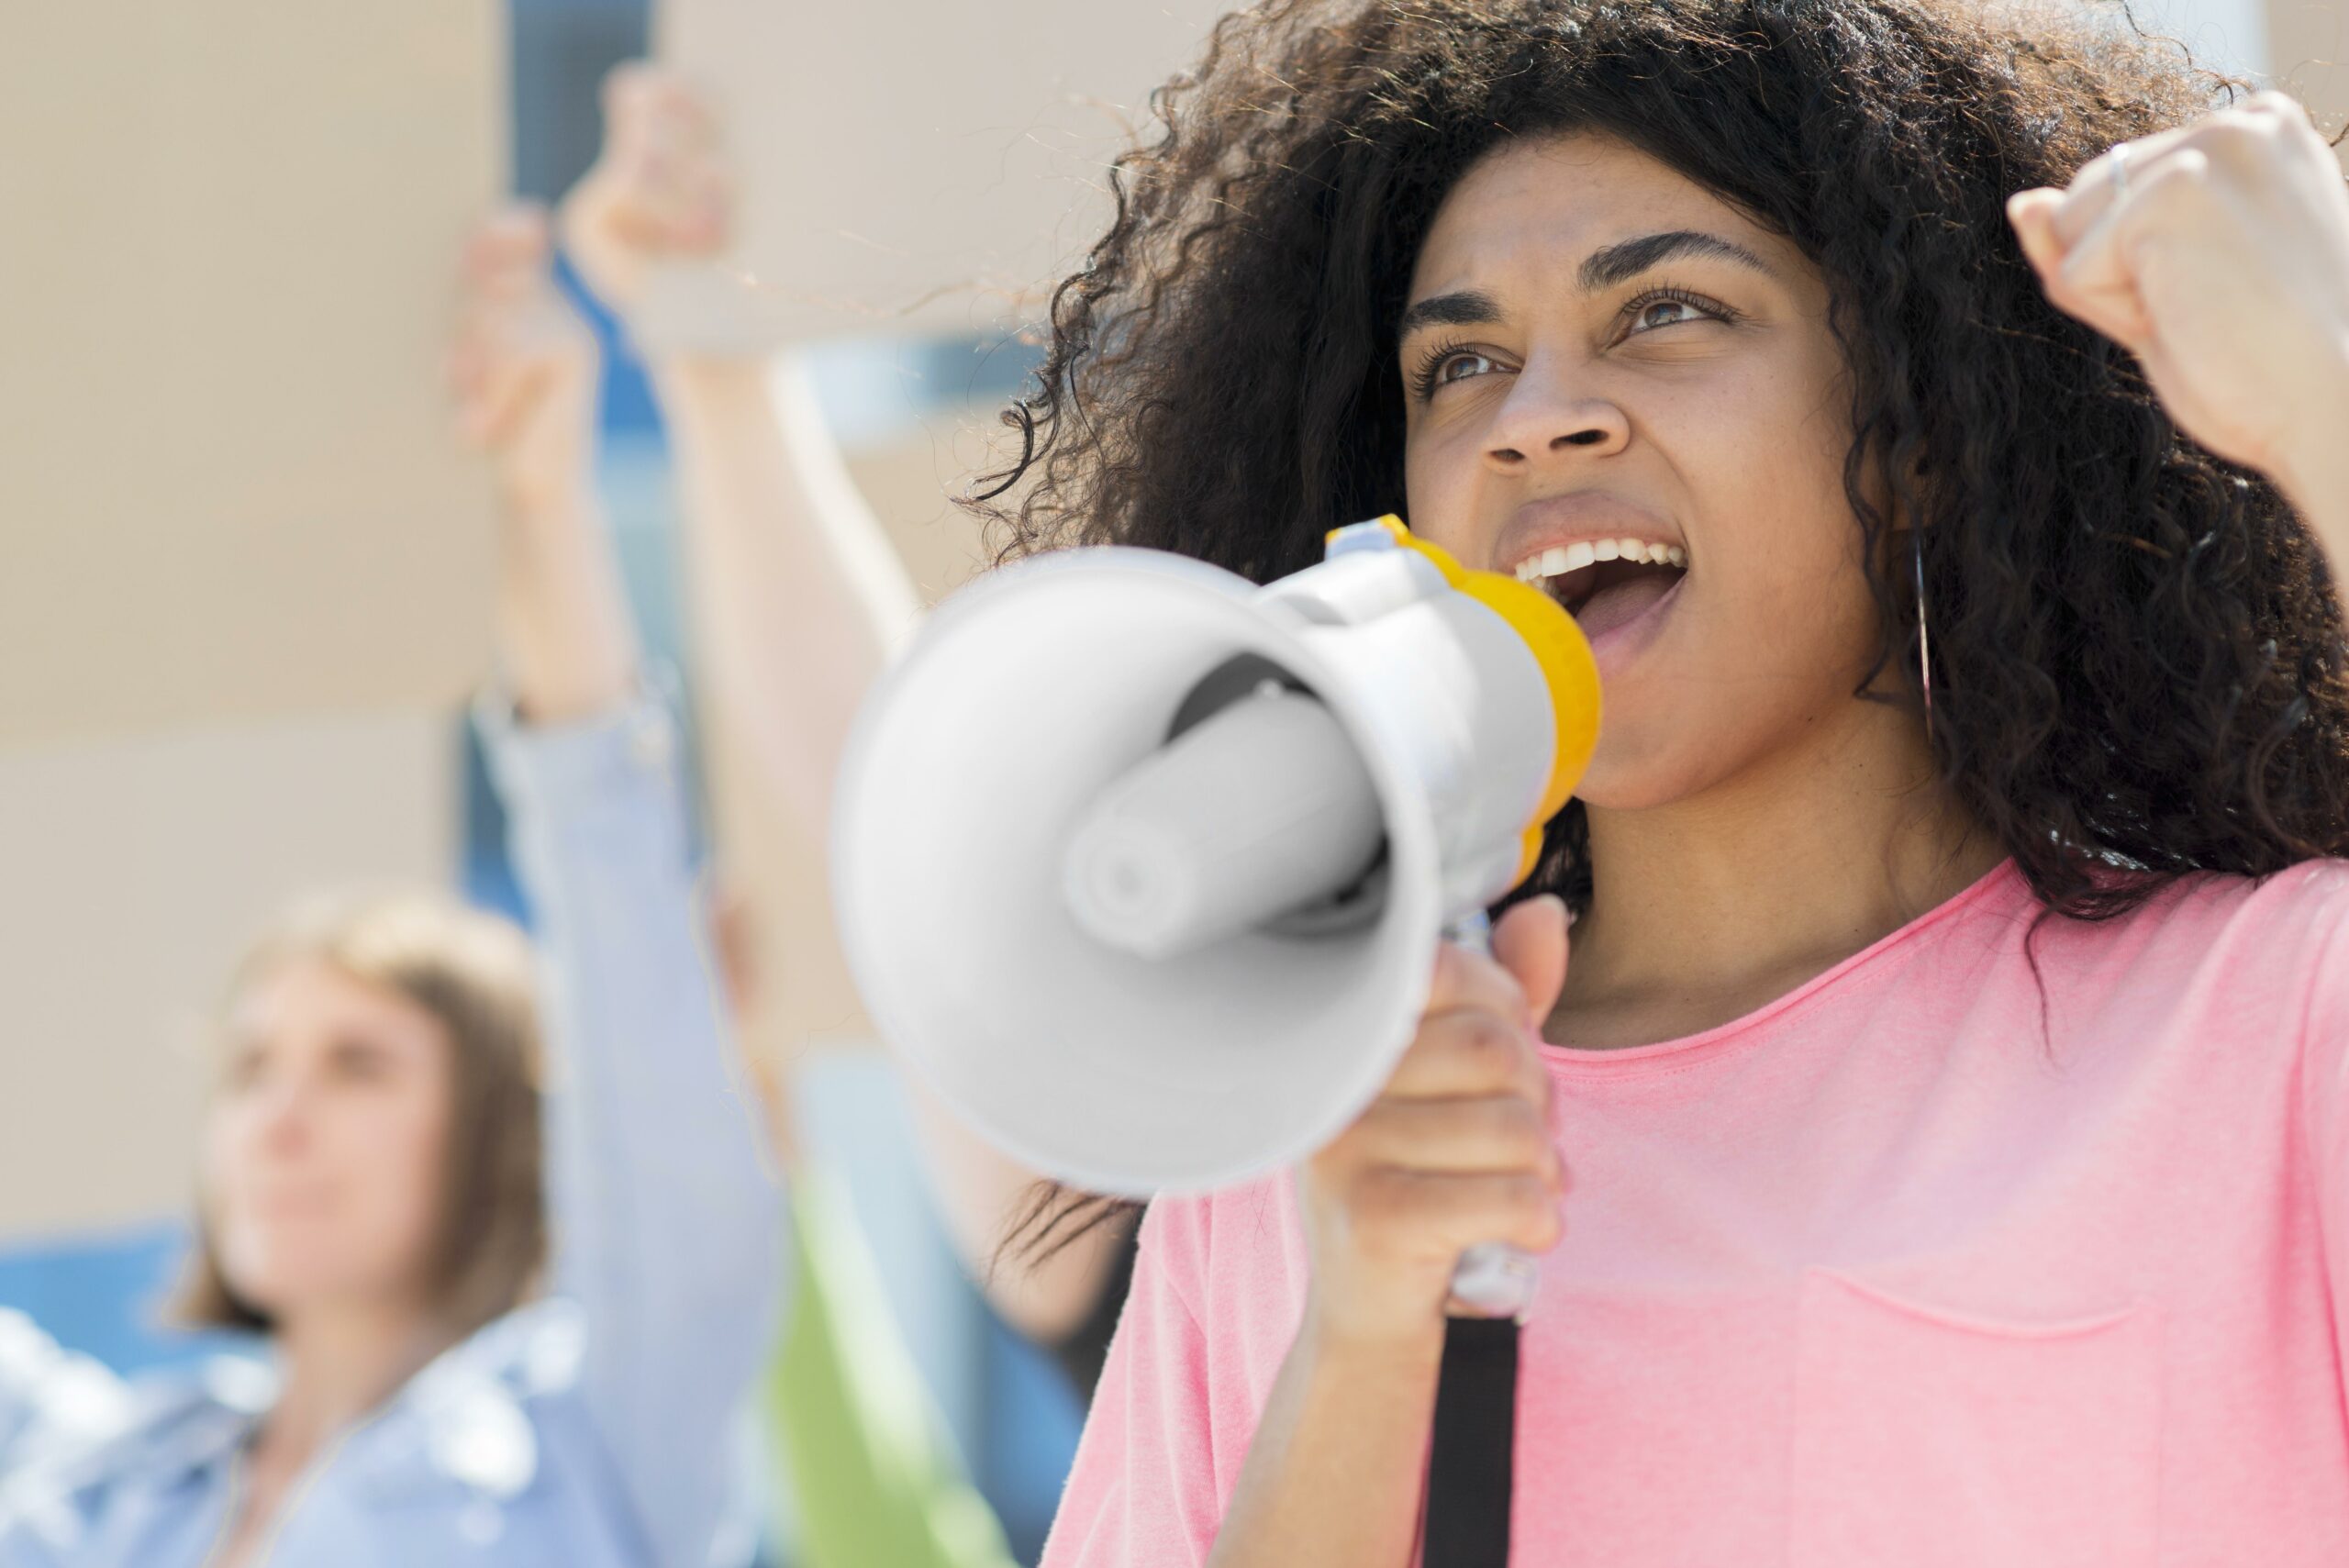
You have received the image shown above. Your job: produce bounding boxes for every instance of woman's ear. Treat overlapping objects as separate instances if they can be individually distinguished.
[1889,441,1933,531]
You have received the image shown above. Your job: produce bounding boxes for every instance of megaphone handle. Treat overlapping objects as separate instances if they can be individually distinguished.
[1438,911,1543,1324]
[1430,898,1527,1568]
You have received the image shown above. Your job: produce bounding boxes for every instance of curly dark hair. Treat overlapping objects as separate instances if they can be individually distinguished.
[973,0,2349,1273]
[973,0,2349,927]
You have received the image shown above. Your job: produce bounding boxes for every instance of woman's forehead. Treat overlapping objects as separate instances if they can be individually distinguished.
[1410,131,1782,296]
[227,958,442,1051]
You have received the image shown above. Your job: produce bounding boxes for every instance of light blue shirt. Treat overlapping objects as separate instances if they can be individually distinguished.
[0,695,787,1568]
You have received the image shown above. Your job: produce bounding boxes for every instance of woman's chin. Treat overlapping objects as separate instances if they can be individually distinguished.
[218,1244,355,1319]
[1569,726,1713,816]
[216,1267,291,1318]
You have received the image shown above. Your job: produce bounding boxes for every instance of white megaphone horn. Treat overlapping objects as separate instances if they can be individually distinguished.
[831,516,1600,1317]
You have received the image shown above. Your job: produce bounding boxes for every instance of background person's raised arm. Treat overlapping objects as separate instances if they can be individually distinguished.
[451,205,785,1568]
[560,64,1135,1355]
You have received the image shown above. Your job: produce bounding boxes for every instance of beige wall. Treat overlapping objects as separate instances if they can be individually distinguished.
[2266,0,2348,140]
[0,2,506,746]
[0,3,500,1233]
[651,0,1232,347]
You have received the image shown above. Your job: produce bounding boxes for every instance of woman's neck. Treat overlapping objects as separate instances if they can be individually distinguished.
[1553,703,2003,1048]
[261,1300,451,1462]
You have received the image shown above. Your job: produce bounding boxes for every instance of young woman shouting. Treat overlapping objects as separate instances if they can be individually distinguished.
[981,1,2349,1562]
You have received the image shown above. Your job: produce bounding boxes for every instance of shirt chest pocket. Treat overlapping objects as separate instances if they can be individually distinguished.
[1790,1268,2161,1568]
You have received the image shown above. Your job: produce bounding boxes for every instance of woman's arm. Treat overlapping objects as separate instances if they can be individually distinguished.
[1206,908,1567,1568]
[907,1085,1141,1348]
[1038,906,1570,1568]
[2274,428,2349,557]
[560,64,1134,1347]
[2008,94,2349,557]
[1199,1327,1444,1568]
[449,209,640,725]
[558,64,917,835]
[648,350,917,834]
[452,206,786,1568]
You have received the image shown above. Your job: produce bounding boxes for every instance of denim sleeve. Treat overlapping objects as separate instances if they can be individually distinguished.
[479,692,787,1568]
[0,1310,133,1483]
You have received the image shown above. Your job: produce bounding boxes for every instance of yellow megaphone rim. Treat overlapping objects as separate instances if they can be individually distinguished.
[1327,515,1603,888]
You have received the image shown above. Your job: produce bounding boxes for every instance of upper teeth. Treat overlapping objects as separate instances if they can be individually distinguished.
[1511,539,1687,581]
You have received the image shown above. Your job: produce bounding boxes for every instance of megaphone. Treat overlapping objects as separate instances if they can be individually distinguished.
[831,516,1600,1312]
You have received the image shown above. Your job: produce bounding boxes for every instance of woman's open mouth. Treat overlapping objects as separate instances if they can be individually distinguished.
[1511,537,1688,645]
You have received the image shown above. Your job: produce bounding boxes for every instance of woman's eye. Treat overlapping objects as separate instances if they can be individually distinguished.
[1635,300,1698,330]
[1622,290,1735,338]
[328,1042,391,1082]
[1408,341,1517,402]
[1435,350,1498,386]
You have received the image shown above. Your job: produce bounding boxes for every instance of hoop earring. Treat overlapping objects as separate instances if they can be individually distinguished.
[1912,528,1934,744]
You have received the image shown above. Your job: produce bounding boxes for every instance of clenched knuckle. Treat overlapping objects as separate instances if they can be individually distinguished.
[1458,1013,1521,1073]
[2248,89,2301,120]
[2206,114,2275,160]
[1480,1099,1547,1162]
[1353,1169,1414,1230]
[1511,1177,1564,1248]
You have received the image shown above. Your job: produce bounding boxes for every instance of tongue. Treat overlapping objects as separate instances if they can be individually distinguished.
[1574,570,1679,639]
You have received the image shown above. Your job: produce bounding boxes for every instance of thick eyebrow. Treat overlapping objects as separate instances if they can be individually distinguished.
[1396,288,1503,341]
[1577,229,1775,292]
[1397,229,1776,339]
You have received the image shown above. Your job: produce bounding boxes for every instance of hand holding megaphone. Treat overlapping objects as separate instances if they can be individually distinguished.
[1301,899,1568,1343]
[832,514,1599,1319]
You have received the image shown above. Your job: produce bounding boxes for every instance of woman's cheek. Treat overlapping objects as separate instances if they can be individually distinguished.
[199,1103,257,1208]
[373,1091,452,1276]
[1400,430,1484,553]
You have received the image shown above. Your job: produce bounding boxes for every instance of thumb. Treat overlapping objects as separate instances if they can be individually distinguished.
[2005,188,2066,278]
[1489,894,1570,1030]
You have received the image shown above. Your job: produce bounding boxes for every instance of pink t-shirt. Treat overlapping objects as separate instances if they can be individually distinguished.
[1041,857,2349,1565]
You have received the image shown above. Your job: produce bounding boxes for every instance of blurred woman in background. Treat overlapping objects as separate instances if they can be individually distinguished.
[0,205,785,1568]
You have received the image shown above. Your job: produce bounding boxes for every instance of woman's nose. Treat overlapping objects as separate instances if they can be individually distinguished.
[1484,364,1630,468]
[250,1075,319,1148]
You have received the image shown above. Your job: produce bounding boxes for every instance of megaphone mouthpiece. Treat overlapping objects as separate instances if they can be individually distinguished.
[1063,683,1384,960]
